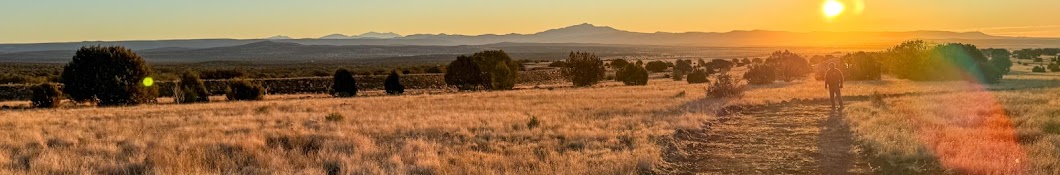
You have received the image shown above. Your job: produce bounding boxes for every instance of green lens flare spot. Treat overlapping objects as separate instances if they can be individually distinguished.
[143,77,155,87]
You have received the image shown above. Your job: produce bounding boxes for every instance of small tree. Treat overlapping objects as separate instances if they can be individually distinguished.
[1049,63,1060,72]
[744,64,776,85]
[1032,66,1047,72]
[444,55,483,90]
[565,52,606,87]
[673,60,693,81]
[385,71,405,95]
[686,69,709,84]
[331,69,358,97]
[672,70,685,81]
[610,59,630,69]
[60,46,157,106]
[225,80,265,101]
[31,83,62,108]
[489,61,516,90]
[707,72,744,98]
[765,50,812,82]
[645,61,669,72]
[176,71,210,103]
[443,50,519,90]
[616,64,649,86]
[984,48,1013,74]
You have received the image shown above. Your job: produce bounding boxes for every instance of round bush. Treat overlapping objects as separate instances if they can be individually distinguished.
[686,69,709,84]
[565,52,605,87]
[60,46,157,106]
[331,69,358,97]
[226,80,265,101]
[31,83,62,108]
[616,64,649,86]
[744,63,776,85]
[1032,66,1047,72]
[444,50,519,90]
[385,71,405,95]
[176,71,210,103]
[445,55,484,90]
[765,50,812,82]
[610,59,630,69]
[645,61,670,72]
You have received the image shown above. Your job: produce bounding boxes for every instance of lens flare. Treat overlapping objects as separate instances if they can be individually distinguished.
[823,0,845,18]
[143,77,154,87]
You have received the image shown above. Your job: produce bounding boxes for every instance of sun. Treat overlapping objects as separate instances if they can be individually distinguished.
[823,0,845,18]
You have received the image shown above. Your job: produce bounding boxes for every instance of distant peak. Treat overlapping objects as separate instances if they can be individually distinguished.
[536,23,623,35]
[242,40,301,47]
[573,23,595,27]
[320,34,351,39]
[564,23,611,29]
[356,32,402,38]
[265,35,292,40]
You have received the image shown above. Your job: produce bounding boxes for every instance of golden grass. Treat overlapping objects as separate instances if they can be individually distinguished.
[0,80,718,174]
[0,64,1056,174]
[839,67,1060,174]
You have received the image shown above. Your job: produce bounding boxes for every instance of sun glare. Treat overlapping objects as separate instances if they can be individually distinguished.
[823,0,845,18]
[143,77,154,87]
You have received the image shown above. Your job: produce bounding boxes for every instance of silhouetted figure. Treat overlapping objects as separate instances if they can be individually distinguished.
[825,63,844,109]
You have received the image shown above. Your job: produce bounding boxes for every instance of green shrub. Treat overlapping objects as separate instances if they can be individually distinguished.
[616,64,649,86]
[444,55,483,90]
[225,80,265,101]
[444,50,520,90]
[60,46,157,106]
[31,83,62,108]
[645,61,669,72]
[707,72,744,98]
[673,59,693,81]
[1049,63,1060,72]
[765,50,812,82]
[744,63,776,85]
[385,71,405,95]
[565,52,606,87]
[840,52,884,80]
[672,70,684,81]
[686,69,709,84]
[884,41,1002,83]
[983,48,1013,74]
[1032,66,1047,72]
[176,71,210,103]
[610,59,630,69]
[331,69,358,97]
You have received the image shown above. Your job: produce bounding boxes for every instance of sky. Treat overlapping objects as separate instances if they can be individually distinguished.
[1,0,1058,43]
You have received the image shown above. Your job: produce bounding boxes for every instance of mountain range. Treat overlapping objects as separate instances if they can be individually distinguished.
[320,32,403,39]
[1,23,1058,63]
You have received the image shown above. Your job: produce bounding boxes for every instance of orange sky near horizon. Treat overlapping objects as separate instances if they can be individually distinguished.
[1,0,1058,43]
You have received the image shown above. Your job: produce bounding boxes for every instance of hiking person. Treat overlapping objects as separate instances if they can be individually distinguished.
[825,63,844,109]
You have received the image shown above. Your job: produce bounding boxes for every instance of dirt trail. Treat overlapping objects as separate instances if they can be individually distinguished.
[658,103,870,174]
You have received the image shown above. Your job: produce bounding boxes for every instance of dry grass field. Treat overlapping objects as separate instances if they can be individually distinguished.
[0,80,717,174]
[843,71,1060,174]
[0,65,1058,174]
